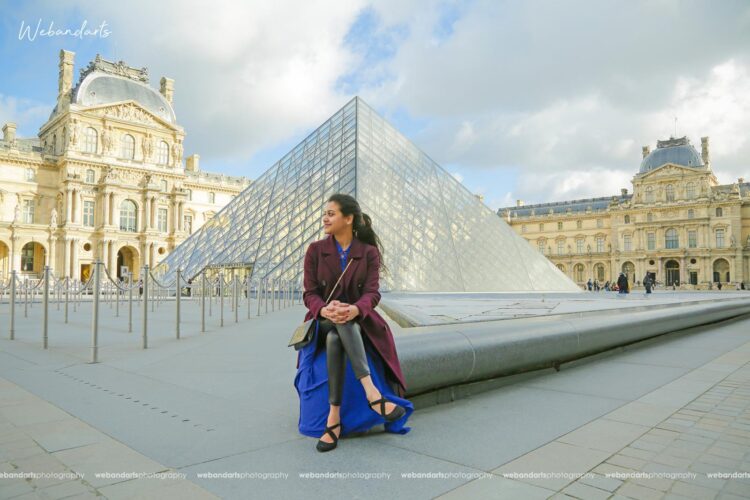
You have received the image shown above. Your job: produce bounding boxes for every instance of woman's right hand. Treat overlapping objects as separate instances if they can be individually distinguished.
[321,301,345,323]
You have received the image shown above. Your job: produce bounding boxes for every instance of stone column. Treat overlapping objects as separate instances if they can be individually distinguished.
[109,193,115,225]
[658,257,663,282]
[71,239,79,279]
[150,197,156,229]
[10,236,20,273]
[143,197,150,232]
[680,256,686,285]
[178,202,184,231]
[101,191,109,227]
[65,189,72,223]
[62,237,69,278]
[110,240,118,276]
[48,233,56,276]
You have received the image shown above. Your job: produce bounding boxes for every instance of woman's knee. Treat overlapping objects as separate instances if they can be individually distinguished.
[326,330,342,349]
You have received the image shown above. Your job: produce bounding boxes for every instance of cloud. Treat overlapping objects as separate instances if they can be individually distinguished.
[0,94,50,135]
[23,0,369,173]
[352,0,750,207]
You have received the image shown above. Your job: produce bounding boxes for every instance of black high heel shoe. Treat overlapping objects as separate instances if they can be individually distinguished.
[368,396,406,422]
[316,423,341,452]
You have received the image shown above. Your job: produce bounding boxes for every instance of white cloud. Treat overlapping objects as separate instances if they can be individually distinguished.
[0,94,51,137]
[48,0,368,167]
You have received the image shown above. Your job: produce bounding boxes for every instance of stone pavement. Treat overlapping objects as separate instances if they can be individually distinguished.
[0,377,217,499]
[1,294,750,499]
[439,334,750,499]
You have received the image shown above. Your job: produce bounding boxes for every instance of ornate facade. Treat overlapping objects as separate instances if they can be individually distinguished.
[499,136,750,289]
[0,50,250,281]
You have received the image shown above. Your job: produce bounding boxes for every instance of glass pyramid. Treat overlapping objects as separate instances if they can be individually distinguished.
[155,97,580,292]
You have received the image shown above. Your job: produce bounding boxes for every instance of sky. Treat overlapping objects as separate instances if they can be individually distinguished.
[1,0,749,211]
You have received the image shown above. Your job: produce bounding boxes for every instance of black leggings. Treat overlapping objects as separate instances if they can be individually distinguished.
[316,318,370,405]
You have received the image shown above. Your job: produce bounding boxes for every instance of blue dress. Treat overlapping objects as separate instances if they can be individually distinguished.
[294,238,414,438]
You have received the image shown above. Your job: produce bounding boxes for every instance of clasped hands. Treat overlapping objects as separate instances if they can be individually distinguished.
[320,300,360,324]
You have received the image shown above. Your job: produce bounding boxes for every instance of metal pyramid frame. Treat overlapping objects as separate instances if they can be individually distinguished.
[155,97,579,292]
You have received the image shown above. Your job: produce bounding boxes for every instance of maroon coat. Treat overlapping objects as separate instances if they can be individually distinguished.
[297,234,407,396]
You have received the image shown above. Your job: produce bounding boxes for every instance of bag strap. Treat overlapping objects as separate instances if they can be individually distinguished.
[324,257,354,304]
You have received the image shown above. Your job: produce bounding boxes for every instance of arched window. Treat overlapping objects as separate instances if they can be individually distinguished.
[156,141,169,165]
[85,169,95,184]
[645,186,654,203]
[537,239,545,254]
[84,127,98,153]
[686,182,696,199]
[666,184,675,201]
[121,134,135,159]
[716,207,723,217]
[687,209,694,219]
[665,228,679,249]
[119,200,138,232]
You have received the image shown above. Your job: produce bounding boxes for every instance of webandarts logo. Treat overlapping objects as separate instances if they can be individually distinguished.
[18,18,111,42]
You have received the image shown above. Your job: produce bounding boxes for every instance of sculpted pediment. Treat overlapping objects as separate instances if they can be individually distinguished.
[640,163,703,179]
[84,101,177,130]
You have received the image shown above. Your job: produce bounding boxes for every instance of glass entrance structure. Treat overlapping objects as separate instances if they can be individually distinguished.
[155,97,579,292]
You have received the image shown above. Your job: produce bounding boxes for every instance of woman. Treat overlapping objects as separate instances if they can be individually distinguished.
[294,193,413,452]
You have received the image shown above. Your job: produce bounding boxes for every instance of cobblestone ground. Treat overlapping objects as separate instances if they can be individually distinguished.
[556,356,750,499]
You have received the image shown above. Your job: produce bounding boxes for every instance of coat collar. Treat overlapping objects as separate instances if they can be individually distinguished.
[321,234,364,289]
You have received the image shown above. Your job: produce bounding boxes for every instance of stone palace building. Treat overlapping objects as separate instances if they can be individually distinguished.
[499,136,749,289]
[0,50,250,281]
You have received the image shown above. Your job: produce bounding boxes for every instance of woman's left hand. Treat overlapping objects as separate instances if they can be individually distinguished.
[330,303,359,323]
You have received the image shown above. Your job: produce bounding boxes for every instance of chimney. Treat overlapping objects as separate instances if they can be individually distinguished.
[642,145,650,159]
[701,136,710,165]
[2,122,17,143]
[516,199,524,207]
[58,50,75,107]
[621,188,628,196]
[160,77,174,104]
[185,154,200,172]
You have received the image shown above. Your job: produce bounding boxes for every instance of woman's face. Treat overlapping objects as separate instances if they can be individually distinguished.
[323,201,353,235]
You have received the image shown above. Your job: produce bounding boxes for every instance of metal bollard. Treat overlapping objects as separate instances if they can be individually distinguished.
[176,268,181,339]
[24,278,28,318]
[234,275,239,323]
[90,261,101,363]
[142,265,149,349]
[128,272,133,333]
[42,266,50,349]
[201,271,206,333]
[219,272,224,327]
[64,277,69,323]
[271,278,275,312]
[246,275,251,319]
[9,271,16,340]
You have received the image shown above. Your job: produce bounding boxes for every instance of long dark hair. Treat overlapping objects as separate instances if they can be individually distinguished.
[327,193,390,277]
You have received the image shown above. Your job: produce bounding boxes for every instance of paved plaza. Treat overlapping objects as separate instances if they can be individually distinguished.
[1,293,750,499]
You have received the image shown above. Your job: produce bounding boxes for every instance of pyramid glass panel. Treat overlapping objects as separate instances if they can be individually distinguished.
[155,97,580,292]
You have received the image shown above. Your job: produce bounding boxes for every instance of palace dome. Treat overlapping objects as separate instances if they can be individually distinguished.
[639,136,704,174]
